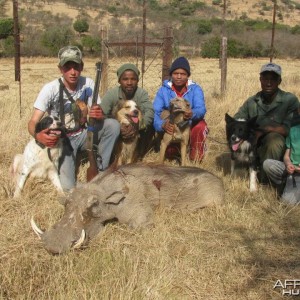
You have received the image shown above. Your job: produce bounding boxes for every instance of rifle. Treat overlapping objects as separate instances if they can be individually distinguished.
[86,61,103,182]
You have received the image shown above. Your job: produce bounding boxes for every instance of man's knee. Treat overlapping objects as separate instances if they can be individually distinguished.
[259,132,285,160]
[103,118,120,135]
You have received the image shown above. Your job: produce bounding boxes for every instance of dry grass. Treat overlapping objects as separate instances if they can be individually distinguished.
[1,58,300,299]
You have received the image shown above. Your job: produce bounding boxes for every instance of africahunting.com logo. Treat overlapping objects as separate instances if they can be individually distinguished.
[274,279,300,296]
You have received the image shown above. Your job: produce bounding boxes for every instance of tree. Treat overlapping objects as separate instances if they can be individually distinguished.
[81,35,101,53]
[41,26,74,55]
[73,19,89,35]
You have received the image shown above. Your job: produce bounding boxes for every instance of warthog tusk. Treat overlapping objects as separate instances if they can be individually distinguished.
[72,229,85,249]
[30,217,44,239]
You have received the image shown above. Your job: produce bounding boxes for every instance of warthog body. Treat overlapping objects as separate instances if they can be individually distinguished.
[33,164,224,254]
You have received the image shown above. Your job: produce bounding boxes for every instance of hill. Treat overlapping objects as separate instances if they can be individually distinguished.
[4,0,300,26]
[2,0,300,58]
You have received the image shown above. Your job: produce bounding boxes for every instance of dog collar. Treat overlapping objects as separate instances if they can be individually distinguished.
[35,139,46,149]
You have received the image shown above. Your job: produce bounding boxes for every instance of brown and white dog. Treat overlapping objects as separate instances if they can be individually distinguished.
[112,100,142,165]
[159,97,191,166]
[11,116,65,198]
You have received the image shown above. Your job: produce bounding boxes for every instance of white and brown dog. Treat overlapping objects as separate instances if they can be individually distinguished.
[11,116,65,198]
[159,97,191,166]
[112,100,142,165]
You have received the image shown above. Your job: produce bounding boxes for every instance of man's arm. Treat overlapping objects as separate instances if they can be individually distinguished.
[28,109,45,137]
[153,89,168,132]
[260,124,288,137]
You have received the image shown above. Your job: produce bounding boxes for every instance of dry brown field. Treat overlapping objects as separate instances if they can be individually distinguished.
[0,57,300,299]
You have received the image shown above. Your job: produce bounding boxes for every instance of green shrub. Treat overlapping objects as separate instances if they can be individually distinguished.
[73,19,89,34]
[107,6,117,14]
[81,35,101,53]
[41,26,74,55]
[1,36,14,57]
[200,36,269,58]
[212,0,222,5]
[0,18,14,39]
[197,20,212,35]
[148,0,161,10]
[200,36,220,58]
[291,25,300,34]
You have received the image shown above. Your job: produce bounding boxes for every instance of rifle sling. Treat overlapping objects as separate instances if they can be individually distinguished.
[58,78,76,126]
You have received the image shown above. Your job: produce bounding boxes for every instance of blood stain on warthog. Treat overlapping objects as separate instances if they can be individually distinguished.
[152,179,162,191]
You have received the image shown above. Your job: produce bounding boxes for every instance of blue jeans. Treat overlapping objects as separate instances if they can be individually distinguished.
[59,118,120,191]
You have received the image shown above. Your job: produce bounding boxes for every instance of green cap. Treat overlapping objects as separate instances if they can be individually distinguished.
[58,46,82,66]
[117,63,140,80]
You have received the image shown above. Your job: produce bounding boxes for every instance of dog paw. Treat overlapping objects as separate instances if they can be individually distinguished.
[249,185,258,193]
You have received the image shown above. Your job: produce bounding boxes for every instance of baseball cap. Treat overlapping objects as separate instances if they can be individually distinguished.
[58,46,83,66]
[260,62,282,76]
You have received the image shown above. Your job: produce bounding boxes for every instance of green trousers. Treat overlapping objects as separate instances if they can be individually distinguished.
[257,132,286,184]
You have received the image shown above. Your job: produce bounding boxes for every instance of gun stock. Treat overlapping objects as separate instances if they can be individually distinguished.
[86,62,103,182]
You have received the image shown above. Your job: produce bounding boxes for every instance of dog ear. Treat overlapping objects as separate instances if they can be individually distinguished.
[35,116,52,133]
[248,115,258,128]
[225,113,235,124]
[112,100,125,119]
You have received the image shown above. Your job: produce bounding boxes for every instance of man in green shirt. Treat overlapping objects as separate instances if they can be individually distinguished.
[101,63,154,159]
[234,62,299,183]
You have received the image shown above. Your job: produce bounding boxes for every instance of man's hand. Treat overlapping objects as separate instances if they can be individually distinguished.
[35,128,60,148]
[162,120,175,135]
[183,108,193,120]
[120,123,136,140]
[89,104,104,120]
[286,163,296,175]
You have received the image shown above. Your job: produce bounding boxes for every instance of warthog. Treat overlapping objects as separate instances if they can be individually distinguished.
[31,163,224,254]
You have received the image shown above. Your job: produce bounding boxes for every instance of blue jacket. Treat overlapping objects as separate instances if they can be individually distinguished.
[153,79,206,132]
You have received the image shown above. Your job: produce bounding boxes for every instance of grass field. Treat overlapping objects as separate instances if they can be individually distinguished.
[0,57,300,299]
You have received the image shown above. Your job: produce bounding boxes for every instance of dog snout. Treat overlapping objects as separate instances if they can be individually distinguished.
[231,135,237,142]
[133,109,139,116]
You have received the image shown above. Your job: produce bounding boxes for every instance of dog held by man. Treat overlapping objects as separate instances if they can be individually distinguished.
[100,63,154,163]
[159,96,191,166]
[112,99,143,165]
[153,56,208,163]
[11,116,65,198]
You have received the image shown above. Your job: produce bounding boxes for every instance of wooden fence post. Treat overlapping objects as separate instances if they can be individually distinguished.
[220,37,227,95]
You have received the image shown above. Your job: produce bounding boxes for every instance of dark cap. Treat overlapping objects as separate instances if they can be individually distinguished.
[169,57,191,76]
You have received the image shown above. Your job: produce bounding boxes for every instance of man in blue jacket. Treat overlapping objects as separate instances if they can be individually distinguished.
[153,56,208,161]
